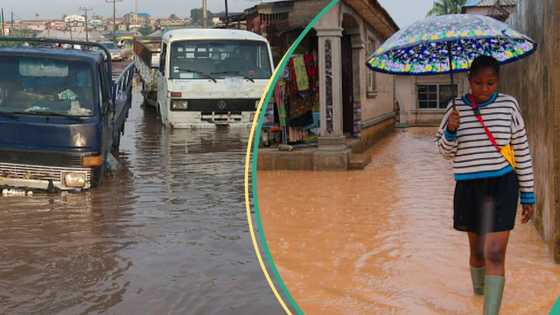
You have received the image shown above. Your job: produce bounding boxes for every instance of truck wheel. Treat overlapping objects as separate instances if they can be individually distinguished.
[92,165,104,188]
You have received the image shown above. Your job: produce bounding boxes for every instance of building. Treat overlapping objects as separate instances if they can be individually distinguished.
[462,0,516,21]
[395,74,469,127]
[257,0,399,171]
[16,20,49,32]
[36,29,105,42]
[245,1,292,40]
[157,17,188,29]
[395,0,517,127]
[89,19,105,31]
[216,13,247,29]
[499,0,560,262]
[48,20,66,31]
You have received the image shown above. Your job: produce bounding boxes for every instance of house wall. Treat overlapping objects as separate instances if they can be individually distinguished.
[499,0,560,261]
[396,74,469,126]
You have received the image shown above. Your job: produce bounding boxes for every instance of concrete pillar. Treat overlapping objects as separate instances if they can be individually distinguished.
[316,27,345,150]
[351,34,364,136]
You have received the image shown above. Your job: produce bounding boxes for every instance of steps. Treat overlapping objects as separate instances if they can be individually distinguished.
[349,152,372,170]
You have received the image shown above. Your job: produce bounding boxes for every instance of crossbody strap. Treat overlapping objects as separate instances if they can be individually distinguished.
[468,95,501,153]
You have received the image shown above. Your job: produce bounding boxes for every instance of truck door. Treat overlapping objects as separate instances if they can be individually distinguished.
[157,43,169,124]
[99,63,114,160]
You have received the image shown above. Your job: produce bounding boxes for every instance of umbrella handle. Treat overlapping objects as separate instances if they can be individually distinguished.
[447,41,457,111]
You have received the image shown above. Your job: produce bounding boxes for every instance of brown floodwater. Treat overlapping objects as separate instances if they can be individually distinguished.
[0,80,282,314]
[258,127,560,315]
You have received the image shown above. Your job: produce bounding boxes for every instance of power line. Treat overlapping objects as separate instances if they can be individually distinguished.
[79,6,93,42]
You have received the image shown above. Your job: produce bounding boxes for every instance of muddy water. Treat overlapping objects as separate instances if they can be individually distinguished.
[0,85,281,314]
[258,128,560,315]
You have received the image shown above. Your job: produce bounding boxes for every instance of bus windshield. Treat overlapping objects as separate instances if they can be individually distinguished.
[169,40,272,80]
[0,56,96,117]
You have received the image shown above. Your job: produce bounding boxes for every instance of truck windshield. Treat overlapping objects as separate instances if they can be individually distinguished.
[0,56,96,117]
[169,40,272,80]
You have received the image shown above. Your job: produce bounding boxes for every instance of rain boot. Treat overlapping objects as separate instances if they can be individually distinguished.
[470,266,485,295]
[484,275,505,315]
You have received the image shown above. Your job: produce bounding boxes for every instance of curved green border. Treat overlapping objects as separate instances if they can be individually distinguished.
[250,1,340,314]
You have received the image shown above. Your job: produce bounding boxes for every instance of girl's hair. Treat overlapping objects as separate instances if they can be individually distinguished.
[469,55,500,78]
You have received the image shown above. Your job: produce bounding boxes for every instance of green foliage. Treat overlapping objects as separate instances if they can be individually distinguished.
[138,25,153,36]
[428,0,468,16]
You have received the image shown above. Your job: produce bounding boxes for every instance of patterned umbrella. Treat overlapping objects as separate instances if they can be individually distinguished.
[367,14,537,76]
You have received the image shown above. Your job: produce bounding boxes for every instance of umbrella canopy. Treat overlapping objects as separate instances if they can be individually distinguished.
[367,14,537,75]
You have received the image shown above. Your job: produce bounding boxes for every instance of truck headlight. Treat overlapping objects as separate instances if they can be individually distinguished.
[171,100,189,110]
[63,172,87,188]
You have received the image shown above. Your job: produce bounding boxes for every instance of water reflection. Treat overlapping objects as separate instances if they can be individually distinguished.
[0,84,281,315]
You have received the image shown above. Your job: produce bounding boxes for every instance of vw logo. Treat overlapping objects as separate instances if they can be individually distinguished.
[217,100,227,111]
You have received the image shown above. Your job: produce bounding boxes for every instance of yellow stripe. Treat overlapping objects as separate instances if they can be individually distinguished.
[244,53,293,315]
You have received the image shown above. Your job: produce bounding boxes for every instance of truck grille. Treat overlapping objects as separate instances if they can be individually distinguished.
[0,163,91,183]
[178,99,258,112]
[0,150,83,167]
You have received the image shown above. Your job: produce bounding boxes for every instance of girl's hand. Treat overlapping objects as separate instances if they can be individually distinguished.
[521,204,534,224]
[447,110,460,132]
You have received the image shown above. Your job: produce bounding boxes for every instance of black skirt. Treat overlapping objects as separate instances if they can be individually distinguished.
[453,171,519,234]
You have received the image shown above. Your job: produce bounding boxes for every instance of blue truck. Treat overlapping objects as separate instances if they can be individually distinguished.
[0,38,134,192]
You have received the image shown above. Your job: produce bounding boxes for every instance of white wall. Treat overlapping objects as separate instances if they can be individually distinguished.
[396,74,468,126]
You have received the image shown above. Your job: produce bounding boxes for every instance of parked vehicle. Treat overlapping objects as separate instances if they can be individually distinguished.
[133,38,161,108]
[134,29,274,128]
[100,41,123,61]
[0,38,134,192]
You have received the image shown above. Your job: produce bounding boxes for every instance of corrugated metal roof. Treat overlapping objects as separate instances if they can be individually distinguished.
[464,0,516,7]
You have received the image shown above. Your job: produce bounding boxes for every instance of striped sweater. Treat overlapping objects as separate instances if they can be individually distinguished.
[436,92,536,205]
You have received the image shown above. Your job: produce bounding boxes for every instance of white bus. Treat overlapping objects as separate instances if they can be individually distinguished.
[135,29,274,128]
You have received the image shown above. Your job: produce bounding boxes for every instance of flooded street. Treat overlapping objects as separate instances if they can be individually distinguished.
[258,128,560,315]
[0,77,281,314]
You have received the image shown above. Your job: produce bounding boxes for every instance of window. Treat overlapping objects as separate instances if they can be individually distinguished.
[169,40,272,80]
[367,37,377,95]
[0,55,96,117]
[417,84,458,109]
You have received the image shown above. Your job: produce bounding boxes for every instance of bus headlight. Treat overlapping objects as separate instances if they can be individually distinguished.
[63,172,87,188]
[171,100,189,111]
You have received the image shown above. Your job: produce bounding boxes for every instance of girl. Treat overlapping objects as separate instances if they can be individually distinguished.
[436,55,535,315]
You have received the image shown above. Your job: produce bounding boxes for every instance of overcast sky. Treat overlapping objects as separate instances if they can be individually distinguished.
[2,0,434,28]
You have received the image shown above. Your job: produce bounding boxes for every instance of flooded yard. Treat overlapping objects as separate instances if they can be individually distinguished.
[258,128,560,315]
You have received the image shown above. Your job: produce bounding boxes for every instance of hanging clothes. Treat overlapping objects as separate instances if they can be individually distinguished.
[276,81,288,128]
[292,54,310,92]
[304,53,318,90]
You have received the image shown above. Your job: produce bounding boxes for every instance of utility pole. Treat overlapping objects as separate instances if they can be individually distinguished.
[106,0,123,41]
[134,0,138,25]
[1,9,4,36]
[224,0,229,28]
[79,7,93,42]
[10,11,14,35]
[202,0,208,28]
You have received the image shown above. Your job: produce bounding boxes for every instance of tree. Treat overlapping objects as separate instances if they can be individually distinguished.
[138,25,153,36]
[190,8,204,25]
[427,0,467,16]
